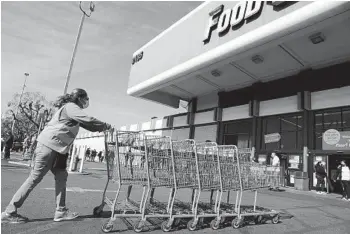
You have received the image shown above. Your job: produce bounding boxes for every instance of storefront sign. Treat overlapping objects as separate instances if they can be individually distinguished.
[132,51,143,65]
[322,129,350,150]
[264,133,281,144]
[203,1,287,44]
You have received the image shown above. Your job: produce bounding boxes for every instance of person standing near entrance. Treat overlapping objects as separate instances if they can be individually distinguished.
[1,88,112,224]
[269,151,280,191]
[315,161,327,194]
[334,160,350,201]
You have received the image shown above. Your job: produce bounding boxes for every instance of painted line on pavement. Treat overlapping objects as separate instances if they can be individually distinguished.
[41,187,117,193]
[8,161,30,167]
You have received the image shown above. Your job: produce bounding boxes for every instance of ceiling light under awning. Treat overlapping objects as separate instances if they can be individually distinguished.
[252,55,264,64]
[309,32,326,44]
[211,69,222,77]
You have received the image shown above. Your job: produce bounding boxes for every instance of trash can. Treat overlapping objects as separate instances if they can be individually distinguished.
[294,171,309,191]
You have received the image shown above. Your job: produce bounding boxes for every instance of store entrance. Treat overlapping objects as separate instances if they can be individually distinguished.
[328,154,350,194]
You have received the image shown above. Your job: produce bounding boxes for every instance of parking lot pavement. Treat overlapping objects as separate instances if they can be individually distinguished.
[2,155,350,234]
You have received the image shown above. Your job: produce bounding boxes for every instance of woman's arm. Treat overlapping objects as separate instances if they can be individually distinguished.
[65,103,110,132]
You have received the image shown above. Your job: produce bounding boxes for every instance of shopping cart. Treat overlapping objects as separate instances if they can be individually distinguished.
[97,130,183,233]
[209,145,241,230]
[161,139,199,232]
[231,148,281,229]
[94,130,149,232]
[185,142,221,231]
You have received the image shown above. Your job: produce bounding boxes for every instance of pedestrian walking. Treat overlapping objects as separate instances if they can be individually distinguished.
[98,151,103,162]
[22,135,31,157]
[315,161,327,194]
[85,148,91,162]
[91,149,97,162]
[1,88,112,224]
[4,132,14,160]
[334,160,350,201]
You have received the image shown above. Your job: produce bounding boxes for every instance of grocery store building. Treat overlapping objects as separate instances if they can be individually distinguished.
[77,1,350,192]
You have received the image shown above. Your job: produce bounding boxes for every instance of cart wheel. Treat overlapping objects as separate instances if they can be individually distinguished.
[232,217,243,229]
[210,218,220,230]
[161,221,172,232]
[134,221,144,233]
[254,215,263,224]
[272,215,280,224]
[93,206,103,217]
[187,219,197,231]
[101,222,113,233]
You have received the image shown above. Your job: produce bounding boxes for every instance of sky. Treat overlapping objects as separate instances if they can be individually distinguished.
[1,1,202,131]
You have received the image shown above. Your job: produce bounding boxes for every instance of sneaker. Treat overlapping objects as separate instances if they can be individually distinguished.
[1,212,28,224]
[341,197,347,201]
[53,208,78,222]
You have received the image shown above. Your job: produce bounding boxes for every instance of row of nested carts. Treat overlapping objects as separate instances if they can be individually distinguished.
[93,130,282,233]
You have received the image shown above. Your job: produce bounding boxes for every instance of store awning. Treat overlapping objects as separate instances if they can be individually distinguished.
[127,1,350,108]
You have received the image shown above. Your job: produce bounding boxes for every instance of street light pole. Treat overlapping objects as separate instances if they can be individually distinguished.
[63,1,95,94]
[11,73,29,133]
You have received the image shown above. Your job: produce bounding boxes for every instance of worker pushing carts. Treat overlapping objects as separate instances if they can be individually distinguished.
[94,130,283,233]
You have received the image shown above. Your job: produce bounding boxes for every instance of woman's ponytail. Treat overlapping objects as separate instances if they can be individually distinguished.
[54,93,74,108]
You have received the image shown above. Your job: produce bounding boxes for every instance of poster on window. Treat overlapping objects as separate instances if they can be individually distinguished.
[322,129,350,150]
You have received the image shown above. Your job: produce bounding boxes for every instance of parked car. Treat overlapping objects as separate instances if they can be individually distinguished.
[12,142,23,152]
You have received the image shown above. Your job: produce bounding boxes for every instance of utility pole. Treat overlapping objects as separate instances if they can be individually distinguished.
[63,1,95,94]
[11,73,29,133]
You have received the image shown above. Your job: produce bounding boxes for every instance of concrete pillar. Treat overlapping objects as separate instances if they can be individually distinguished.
[303,146,308,173]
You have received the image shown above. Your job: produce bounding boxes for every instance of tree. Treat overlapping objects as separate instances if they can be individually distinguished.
[1,92,55,141]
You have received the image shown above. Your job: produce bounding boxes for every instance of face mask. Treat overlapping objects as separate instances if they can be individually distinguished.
[80,98,89,109]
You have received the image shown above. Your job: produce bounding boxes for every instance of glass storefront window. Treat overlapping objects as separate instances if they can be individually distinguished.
[315,113,323,130]
[225,120,251,134]
[343,109,350,129]
[194,125,217,143]
[313,107,350,149]
[167,128,190,140]
[224,119,252,148]
[281,116,299,131]
[265,117,280,133]
[323,111,342,130]
[261,113,303,150]
[280,131,297,149]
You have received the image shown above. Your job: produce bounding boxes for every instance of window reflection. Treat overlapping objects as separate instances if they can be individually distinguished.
[224,119,252,148]
[313,107,350,149]
[262,113,303,150]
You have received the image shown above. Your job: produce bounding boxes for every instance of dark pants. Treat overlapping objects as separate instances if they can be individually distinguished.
[316,176,325,192]
[342,180,350,199]
[4,147,11,159]
[340,180,347,198]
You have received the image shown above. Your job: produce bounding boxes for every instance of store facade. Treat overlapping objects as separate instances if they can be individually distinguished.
[121,1,350,192]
